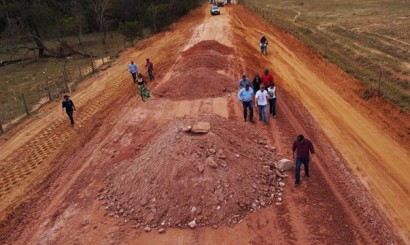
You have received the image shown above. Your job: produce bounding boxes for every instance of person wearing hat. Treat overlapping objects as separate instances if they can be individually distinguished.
[292,134,315,185]
[238,75,252,90]
[237,83,255,122]
[62,95,76,125]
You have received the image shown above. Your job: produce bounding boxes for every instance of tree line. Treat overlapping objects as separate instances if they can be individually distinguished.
[0,0,202,56]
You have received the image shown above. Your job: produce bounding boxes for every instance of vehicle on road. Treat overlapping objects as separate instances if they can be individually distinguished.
[210,6,220,15]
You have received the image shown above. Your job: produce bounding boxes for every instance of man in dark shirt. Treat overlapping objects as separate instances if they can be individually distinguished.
[145,58,154,81]
[292,134,315,185]
[62,95,76,125]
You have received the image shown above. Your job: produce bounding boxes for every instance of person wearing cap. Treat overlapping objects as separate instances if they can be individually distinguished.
[128,60,138,83]
[261,68,274,88]
[237,83,255,122]
[238,75,252,90]
[62,95,76,125]
[292,134,315,185]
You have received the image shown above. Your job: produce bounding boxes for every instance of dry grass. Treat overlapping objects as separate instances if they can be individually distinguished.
[0,32,126,126]
[240,0,410,111]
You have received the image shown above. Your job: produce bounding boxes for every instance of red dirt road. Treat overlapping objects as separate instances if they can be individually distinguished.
[1,3,409,245]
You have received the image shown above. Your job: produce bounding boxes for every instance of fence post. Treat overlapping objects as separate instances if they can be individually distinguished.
[21,93,30,116]
[0,123,4,134]
[90,58,95,73]
[102,57,105,65]
[377,67,382,97]
[46,80,52,101]
[79,65,83,80]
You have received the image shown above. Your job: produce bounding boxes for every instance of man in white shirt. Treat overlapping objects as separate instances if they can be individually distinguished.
[255,85,269,123]
[267,83,277,117]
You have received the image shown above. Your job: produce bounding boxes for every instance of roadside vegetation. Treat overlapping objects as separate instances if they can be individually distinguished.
[0,0,202,131]
[240,0,410,112]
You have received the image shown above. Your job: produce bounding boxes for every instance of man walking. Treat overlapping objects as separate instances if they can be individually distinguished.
[255,85,269,123]
[62,95,76,126]
[237,84,255,122]
[267,83,277,117]
[145,58,154,80]
[261,68,274,88]
[292,134,315,185]
[128,60,138,82]
[238,75,252,90]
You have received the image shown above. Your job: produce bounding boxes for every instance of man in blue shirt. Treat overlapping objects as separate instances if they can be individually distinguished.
[237,84,255,122]
[238,75,252,89]
[128,60,138,82]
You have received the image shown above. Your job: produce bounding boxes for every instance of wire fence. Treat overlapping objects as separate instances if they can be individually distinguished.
[0,55,112,134]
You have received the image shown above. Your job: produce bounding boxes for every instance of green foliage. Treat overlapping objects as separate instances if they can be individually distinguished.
[118,20,142,44]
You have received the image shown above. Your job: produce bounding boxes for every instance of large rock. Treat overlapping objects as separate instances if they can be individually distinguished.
[277,159,293,171]
[191,122,211,133]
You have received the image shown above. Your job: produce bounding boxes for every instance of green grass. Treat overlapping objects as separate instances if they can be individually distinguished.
[240,0,410,112]
[0,32,126,126]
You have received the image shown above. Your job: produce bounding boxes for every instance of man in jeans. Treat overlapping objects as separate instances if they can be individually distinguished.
[62,95,76,126]
[255,85,268,123]
[145,58,154,80]
[237,84,254,122]
[292,134,315,185]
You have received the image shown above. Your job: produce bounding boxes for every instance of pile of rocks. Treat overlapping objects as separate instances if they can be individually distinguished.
[98,116,293,232]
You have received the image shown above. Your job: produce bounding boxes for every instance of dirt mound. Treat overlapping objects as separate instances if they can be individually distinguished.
[154,40,236,100]
[181,40,234,57]
[155,67,235,100]
[101,115,285,229]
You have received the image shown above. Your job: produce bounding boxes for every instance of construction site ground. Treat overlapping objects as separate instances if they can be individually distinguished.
[0,3,409,245]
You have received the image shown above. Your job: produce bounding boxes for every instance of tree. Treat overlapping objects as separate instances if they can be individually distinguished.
[91,0,111,44]
[118,21,142,45]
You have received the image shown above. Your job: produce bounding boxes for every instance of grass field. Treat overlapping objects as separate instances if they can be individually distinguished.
[240,0,410,111]
[0,32,126,128]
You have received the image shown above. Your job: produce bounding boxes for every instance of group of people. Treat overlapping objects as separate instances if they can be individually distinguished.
[62,51,315,187]
[237,68,277,123]
[128,58,154,102]
[238,67,316,186]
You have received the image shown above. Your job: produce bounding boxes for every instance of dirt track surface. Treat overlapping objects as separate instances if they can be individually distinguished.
[1,3,409,245]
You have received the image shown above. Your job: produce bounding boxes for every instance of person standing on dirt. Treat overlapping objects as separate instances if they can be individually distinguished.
[237,84,255,122]
[238,75,252,90]
[252,73,262,93]
[145,58,154,81]
[136,73,151,102]
[255,85,269,123]
[267,83,277,117]
[62,95,76,126]
[292,134,315,185]
[128,60,138,83]
[261,68,274,88]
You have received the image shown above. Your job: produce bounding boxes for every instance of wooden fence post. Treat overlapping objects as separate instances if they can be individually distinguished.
[0,123,4,134]
[21,93,30,116]
[79,65,83,80]
[377,67,382,97]
[90,58,95,73]
[46,80,52,101]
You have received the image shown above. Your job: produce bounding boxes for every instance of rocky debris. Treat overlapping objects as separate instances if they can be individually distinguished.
[191,122,211,133]
[180,126,192,132]
[205,156,218,168]
[188,220,197,228]
[277,159,293,171]
[144,226,151,232]
[102,115,286,229]
[158,228,166,233]
[155,41,235,100]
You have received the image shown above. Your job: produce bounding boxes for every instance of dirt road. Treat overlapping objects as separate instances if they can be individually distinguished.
[1,3,409,245]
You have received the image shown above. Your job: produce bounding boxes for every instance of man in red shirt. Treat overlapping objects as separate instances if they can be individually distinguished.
[292,134,315,185]
[261,68,274,88]
[145,58,154,81]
